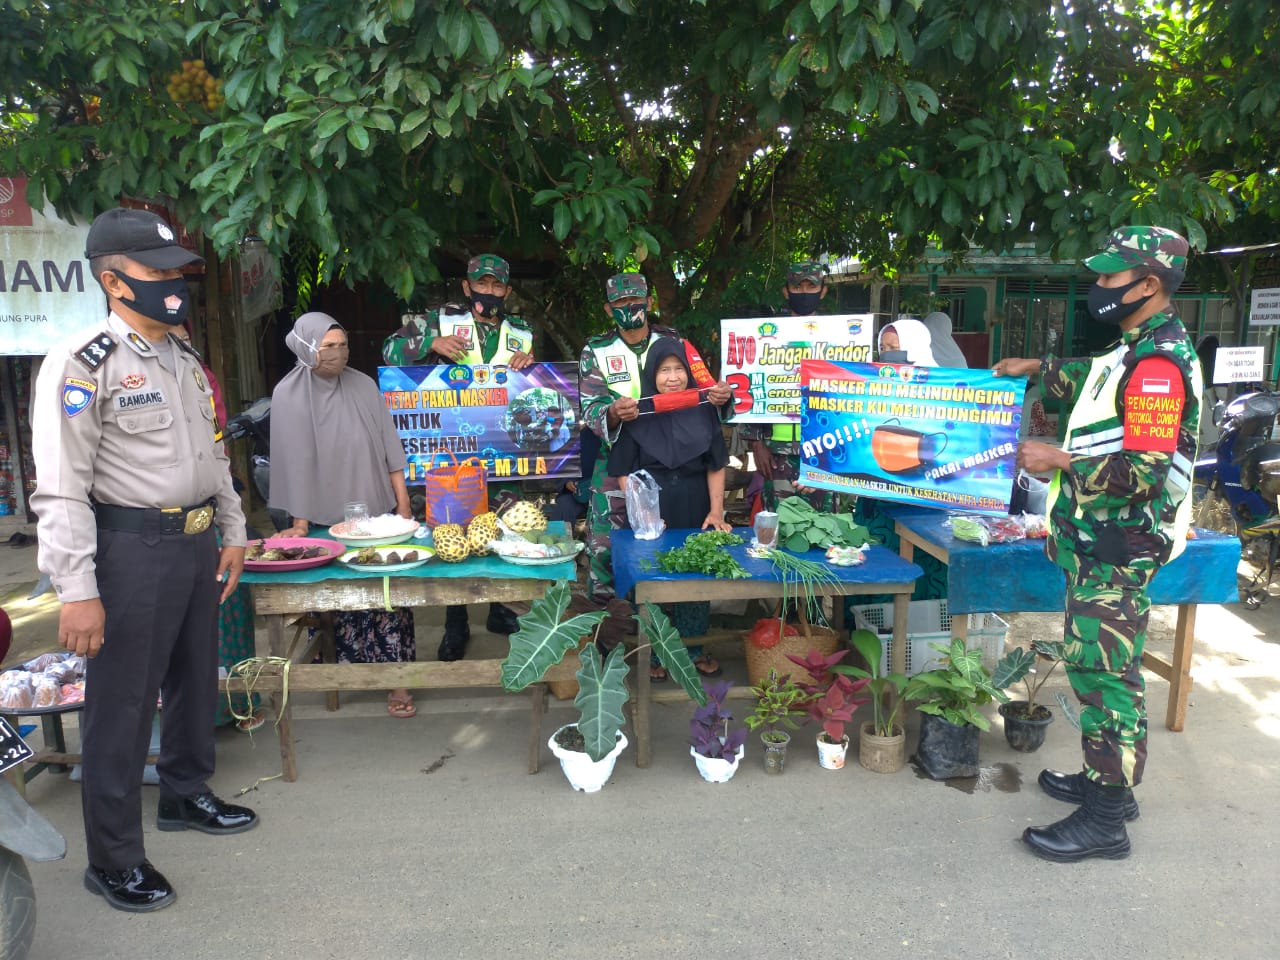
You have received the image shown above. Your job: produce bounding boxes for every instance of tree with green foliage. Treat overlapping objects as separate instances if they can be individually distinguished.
[2,0,1276,339]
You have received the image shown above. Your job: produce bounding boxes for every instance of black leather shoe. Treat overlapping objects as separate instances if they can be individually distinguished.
[1039,768,1140,821]
[485,602,521,635]
[157,792,258,835]
[1023,779,1131,862]
[439,605,470,661]
[84,860,175,912]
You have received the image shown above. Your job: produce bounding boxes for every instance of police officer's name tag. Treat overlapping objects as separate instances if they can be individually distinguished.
[0,716,35,775]
[115,389,167,411]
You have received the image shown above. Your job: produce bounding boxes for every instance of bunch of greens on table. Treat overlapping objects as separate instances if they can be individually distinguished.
[654,530,748,579]
[776,496,875,553]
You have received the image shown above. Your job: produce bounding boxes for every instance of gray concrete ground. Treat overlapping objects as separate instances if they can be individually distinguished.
[4,526,1279,959]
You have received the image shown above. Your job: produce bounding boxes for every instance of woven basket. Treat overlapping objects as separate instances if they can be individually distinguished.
[743,623,840,687]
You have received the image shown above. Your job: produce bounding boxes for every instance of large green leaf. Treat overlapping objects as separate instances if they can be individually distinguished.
[500,581,606,691]
[574,643,630,762]
[640,603,706,707]
[992,646,1034,690]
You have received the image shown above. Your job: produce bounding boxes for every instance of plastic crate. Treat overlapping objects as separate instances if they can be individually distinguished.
[850,599,1007,677]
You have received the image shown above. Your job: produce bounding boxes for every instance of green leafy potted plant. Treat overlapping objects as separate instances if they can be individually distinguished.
[901,637,1009,780]
[839,628,910,774]
[743,669,810,774]
[688,680,749,783]
[501,582,703,792]
[992,639,1066,753]
[785,648,871,769]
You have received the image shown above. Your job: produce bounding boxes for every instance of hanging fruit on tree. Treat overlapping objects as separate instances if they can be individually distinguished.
[166,59,224,111]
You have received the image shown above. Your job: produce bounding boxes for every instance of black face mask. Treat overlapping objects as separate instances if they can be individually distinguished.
[787,291,822,315]
[1087,276,1153,325]
[470,291,505,319]
[111,271,189,326]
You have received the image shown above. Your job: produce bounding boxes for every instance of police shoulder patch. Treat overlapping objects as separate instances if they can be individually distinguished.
[1122,355,1185,453]
[74,333,116,371]
[62,377,97,418]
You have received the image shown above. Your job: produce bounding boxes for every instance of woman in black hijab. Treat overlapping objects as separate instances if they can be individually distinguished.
[607,338,729,678]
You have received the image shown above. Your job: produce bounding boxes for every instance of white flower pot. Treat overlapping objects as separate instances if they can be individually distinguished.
[547,725,627,793]
[816,733,850,770]
[690,744,744,783]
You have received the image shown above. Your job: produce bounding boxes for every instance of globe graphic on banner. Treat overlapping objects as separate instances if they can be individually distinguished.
[0,178,15,204]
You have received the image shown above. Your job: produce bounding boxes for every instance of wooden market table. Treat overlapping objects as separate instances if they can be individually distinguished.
[610,529,923,767]
[235,539,579,782]
[882,503,1242,732]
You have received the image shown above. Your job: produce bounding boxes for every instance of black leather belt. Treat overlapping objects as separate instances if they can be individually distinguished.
[94,499,217,536]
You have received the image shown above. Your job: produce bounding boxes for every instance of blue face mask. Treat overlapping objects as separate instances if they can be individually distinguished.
[111,271,190,326]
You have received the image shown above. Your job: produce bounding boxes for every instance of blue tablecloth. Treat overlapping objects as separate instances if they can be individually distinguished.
[240,523,575,585]
[880,504,1240,614]
[610,528,923,600]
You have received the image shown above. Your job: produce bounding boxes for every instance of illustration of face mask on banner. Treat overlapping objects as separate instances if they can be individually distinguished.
[610,303,647,330]
[871,422,948,473]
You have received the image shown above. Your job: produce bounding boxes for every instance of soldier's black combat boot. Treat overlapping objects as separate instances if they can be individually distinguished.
[1022,778,1132,862]
[438,604,470,661]
[1039,768,1140,821]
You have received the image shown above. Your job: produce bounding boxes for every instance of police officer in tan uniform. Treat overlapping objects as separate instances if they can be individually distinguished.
[31,208,257,913]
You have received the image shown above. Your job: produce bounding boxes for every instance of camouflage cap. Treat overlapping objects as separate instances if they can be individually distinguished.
[1083,226,1189,274]
[466,253,510,283]
[786,260,826,285]
[605,272,648,301]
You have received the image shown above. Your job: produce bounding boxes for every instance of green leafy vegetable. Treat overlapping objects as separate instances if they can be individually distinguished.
[655,530,748,579]
[775,497,875,552]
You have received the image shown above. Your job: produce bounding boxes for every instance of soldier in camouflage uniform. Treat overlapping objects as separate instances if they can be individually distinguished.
[739,261,834,510]
[996,226,1201,862]
[381,254,534,660]
[578,274,731,612]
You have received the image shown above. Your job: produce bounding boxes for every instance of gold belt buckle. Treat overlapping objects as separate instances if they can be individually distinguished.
[183,505,214,535]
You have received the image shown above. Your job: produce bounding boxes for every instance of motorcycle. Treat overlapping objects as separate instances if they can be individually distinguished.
[0,609,67,960]
[1192,388,1280,608]
[223,397,288,534]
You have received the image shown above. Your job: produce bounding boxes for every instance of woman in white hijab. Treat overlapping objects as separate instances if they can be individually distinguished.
[922,312,969,368]
[877,316,937,365]
[271,312,419,719]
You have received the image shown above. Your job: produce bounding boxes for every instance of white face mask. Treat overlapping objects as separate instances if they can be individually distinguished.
[285,329,321,369]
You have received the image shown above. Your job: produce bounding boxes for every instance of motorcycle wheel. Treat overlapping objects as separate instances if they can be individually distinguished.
[0,848,36,960]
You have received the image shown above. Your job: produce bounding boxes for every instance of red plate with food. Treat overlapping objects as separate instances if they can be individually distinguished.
[243,536,346,572]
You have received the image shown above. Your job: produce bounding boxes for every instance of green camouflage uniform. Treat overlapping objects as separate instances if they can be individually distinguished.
[381,308,534,367]
[1040,228,1200,788]
[579,321,681,602]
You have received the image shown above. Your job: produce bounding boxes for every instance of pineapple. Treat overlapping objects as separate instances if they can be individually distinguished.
[467,512,499,556]
[503,500,547,533]
[432,523,470,563]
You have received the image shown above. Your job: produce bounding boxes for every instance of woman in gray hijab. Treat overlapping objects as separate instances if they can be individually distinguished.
[921,311,968,368]
[270,312,419,718]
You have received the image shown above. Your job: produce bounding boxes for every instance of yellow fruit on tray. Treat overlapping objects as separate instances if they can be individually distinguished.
[467,512,499,556]
[432,523,470,563]
[503,500,547,533]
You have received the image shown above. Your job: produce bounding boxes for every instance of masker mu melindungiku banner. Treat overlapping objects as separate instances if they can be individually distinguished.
[377,362,580,482]
[720,314,874,424]
[797,359,1027,515]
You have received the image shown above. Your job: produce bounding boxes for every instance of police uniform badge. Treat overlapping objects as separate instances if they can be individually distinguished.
[507,336,522,351]
[193,367,206,392]
[62,378,97,418]
[74,333,116,371]
[126,331,152,352]
[121,373,146,390]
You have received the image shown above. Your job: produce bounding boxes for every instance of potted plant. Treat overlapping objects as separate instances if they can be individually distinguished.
[901,637,1009,780]
[992,639,1065,753]
[839,628,910,774]
[785,648,871,769]
[501,582,703,792]
[688,680,749,783]
[743,669,810,774]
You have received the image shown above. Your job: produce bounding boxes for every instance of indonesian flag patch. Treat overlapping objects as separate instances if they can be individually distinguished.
[1122,356,1185,453]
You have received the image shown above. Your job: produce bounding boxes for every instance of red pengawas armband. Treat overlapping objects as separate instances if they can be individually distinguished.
[1122,356,1185,453]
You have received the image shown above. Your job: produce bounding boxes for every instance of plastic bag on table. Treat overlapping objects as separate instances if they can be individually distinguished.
[625,469,666,540]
